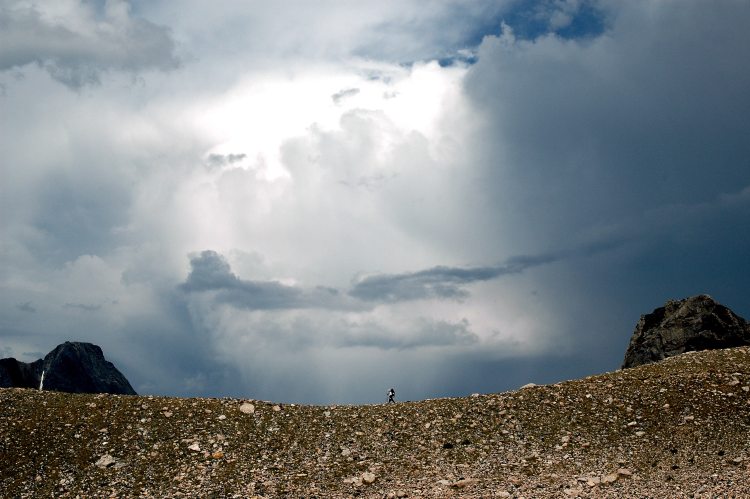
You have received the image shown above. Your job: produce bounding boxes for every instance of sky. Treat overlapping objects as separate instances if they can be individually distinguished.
[1,0,749,404]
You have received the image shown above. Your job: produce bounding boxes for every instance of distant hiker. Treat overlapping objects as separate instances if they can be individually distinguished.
[387,388,395,403]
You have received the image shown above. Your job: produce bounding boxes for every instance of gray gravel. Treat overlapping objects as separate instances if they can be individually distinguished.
[2,347,750,497]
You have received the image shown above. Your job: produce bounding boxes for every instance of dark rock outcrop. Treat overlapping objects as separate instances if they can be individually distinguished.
[622,294,750,368]
[0,342,136,395]
[0,358,43,389]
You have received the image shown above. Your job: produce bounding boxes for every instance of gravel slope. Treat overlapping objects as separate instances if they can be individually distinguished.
[3,347,750,498]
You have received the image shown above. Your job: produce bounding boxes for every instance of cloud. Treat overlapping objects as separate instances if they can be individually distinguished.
[349,259,553,302]
[206,153,247,169]
[348,239,627,303]
[181,250,305,310]
[63,303,102,312]
[0,0,179,87]
[138,1,513,65]
[465,1,750,251]
[181,250,356,311]
[331,87,360,104]
[2,1,749,405]
[183,248,578,310]
[17,302,36,313]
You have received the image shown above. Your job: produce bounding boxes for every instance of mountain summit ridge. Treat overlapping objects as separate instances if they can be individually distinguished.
[0,341,135,395]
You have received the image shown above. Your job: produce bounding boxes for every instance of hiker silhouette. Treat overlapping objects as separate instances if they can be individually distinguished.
[387,388,395,403]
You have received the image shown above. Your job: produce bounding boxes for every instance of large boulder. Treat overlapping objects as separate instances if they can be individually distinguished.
[0,341,136,395]
[622,295,750,369]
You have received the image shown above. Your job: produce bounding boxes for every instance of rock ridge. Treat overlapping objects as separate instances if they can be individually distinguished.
[0,341,135,395]
[622,294,750,369]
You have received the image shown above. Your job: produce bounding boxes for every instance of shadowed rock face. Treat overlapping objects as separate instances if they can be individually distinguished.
[622,295,750,369]
[0,342,135,395]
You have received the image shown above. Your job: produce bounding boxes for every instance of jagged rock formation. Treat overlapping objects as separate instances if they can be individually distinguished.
[622,294,750,369]
[0,341,135,395]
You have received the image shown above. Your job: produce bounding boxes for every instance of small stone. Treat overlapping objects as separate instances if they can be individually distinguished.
[217,414,226,420]
[163,411,173,418]
[437,479,451,486]
[635,431,646,437]
[451,478,477,488]
[272,405,281,412]
[95,454,117,468]
[601,474,618,484]
[497,492,511,498]
[520,383,537,389]
[396,490,408,498]
[361,472,376,484]
[324,411,331,417]
[239,403,255,414]
[188,443,201,452]
[211,451,224,459]
[341,448,351,457]
[617,468,632,477]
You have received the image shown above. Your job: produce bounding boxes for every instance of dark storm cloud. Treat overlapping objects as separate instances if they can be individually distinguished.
[182,250,303,308]
[181,250,353,311]
[183,239,627,311]
[0,1,179,87]
[183,250,556,310]
[466,1,750,246]
[349,239,624,303]
[456,0,750,376]
[350,263,530,302]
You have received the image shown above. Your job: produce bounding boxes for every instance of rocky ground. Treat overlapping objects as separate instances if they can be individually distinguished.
[3,347,750,498]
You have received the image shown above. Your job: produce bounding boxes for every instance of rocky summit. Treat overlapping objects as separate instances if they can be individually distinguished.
[0,341,136,395]
[622,294,750,369]
[3,347,750,497]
